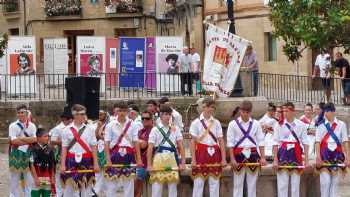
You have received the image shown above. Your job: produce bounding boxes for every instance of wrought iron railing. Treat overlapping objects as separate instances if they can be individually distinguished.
[0,72,347,105]
[2,0,20,13]
[258,73,346,105]
[104,0,142,13]
[0,72,203,101]
[44,0,81,17]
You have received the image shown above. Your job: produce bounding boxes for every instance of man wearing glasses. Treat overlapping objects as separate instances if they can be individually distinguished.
[135,111,153,197]
[9,104,37,197]
[60,104,99,197]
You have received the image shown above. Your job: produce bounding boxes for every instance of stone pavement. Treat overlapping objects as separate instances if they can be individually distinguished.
[0,153,9,197]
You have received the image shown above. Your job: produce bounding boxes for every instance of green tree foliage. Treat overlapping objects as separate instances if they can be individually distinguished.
[269,0,350,62]
[0,34,8,58]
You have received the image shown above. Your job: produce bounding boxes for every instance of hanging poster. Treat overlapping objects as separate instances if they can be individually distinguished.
[156,36,183,93]
[77,36,106,92]
[203,24,251,97]
[145,37,156,90]
[119,37,145,88]
[7,36,37,95]
[44,38,68,86]
[105,38,118,87]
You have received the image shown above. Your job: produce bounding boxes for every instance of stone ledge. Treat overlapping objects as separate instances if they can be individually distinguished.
[147,163,319,197]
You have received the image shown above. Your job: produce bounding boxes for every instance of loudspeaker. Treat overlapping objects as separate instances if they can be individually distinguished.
[65,76,100,120]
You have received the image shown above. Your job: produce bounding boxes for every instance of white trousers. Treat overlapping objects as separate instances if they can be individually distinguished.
[63,184,92,197]
[320,171,340,197]
[106,179,134,197]
[94,172,106,195]
[277,171,300,197]
[264,133,274,157]
[151,182,177,197]
[192,176,220,197]
[9,170,33,197]
[308,135,316,159]
[233,169,258,197]
[55,171,63,197]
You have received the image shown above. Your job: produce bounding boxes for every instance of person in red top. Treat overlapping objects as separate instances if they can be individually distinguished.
[299,103,316,159]
[299,103,314,125]
[135,111,153,197]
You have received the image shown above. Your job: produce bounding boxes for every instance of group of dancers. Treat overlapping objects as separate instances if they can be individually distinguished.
[8,97,350,197]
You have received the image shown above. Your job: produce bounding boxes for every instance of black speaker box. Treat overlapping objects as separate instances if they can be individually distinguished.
[65,76,100,120]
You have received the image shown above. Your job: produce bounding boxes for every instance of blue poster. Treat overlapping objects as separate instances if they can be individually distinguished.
[119,37,145,88]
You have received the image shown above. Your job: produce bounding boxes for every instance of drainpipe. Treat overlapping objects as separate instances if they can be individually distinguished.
[227,0,243,97]
[23,0,27,35]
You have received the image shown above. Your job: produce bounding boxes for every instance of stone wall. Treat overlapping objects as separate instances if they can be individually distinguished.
[0,97,199,137]
[146,165,320,197]
[0,97,271,137]
[2,98,350,138]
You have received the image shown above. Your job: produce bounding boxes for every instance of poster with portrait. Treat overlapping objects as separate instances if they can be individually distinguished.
[105,38,118,87]
[119,37,145,88]
[7,36,37,95]
[203,24,250,97]
[145,37,156,90]
[156,36,183,93]
[44,38,68,86]
[77,36,106,92]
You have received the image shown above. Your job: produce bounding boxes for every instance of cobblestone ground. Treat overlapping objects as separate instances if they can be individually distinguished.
[0,153,9,197]
[1,152,350,197]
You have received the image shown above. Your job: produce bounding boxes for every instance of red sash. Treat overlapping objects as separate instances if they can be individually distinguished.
[69,127,91,154]
[300,116,311,125]
[233,147,257,155]
[112,121,132,150]
[320,122,341,152]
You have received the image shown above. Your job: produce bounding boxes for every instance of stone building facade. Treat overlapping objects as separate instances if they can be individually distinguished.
[203,0,313,75]
[0,0,321,76]
[0,0,160,73]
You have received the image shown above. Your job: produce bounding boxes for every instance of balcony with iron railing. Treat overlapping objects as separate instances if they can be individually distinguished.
[165,0,202,7]
[2,0,20,12]
[104,0,142,14]
[44,0,82,17]
[2,0,21,19]
[164,0,202,14]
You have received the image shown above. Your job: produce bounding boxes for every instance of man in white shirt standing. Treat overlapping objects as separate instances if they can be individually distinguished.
[60,104,99,197]
[191,47,201,94]
[50,106,73,197]
[179,46,193,95]
[227,101,266,197]
[315,103,349,197]
[273,102,309,197]
[190,98,226,197]
[9,104,37,197]
[242,44,259,96]
[147,105,186,197]
[312,51,332,102]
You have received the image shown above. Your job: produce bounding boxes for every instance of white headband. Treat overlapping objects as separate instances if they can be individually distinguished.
[72,110,86,115]
[17,109,28,113]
